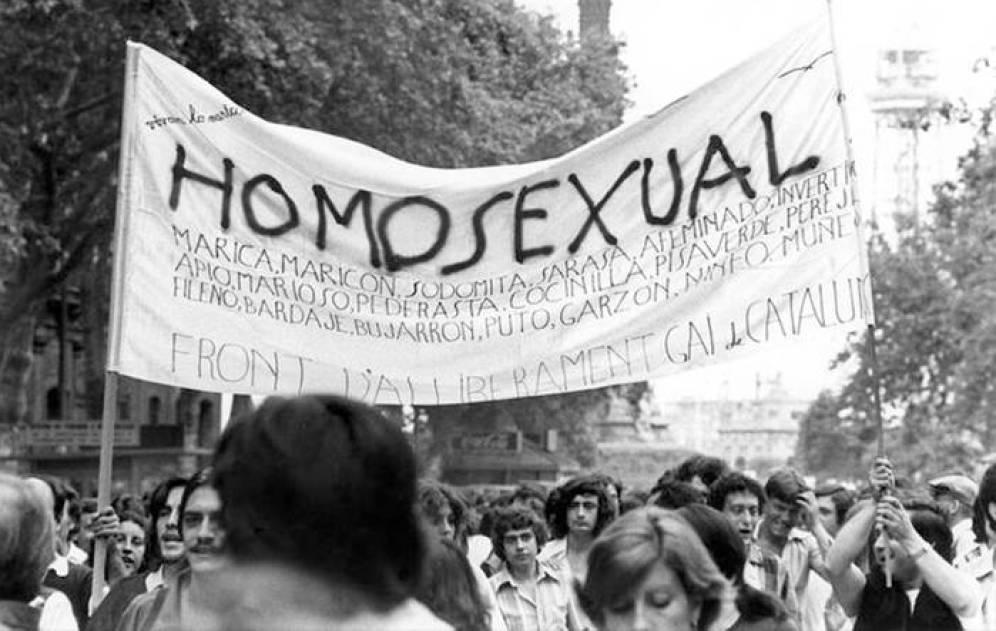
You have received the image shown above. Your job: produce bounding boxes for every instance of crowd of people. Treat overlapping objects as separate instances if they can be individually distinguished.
[2,394,996,630]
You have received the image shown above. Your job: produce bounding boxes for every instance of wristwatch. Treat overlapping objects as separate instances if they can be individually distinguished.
[908,542,930,561]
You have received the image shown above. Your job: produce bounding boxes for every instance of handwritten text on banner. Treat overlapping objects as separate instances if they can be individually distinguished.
[109,20,872,404]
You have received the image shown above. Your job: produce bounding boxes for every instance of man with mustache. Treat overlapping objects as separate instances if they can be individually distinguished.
[757,468,833,631]
[116,470,226,631]
[87,476,187,631]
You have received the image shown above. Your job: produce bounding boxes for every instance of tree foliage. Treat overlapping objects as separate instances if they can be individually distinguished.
[422,381,650,470]
[797,104,996,479]
[0,0,632,427]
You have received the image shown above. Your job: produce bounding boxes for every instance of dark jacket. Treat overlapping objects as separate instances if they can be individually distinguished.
[43,562,92,630]
[853,569,962,631]
[86,573,151,631]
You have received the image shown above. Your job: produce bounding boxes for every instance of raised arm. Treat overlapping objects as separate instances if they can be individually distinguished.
[876,496,982,618]
[796,490,833,580]
[824,498,872,616]
[824,458,895,616]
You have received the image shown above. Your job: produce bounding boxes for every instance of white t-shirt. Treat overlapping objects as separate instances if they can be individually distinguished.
[37,590,79,631]
[339,599,453,631]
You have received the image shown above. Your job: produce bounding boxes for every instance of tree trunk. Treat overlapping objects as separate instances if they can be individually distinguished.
[0,314,37,424]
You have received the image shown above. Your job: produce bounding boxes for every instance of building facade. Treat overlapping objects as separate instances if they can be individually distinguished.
[659,375,808,477]
[0,285,221,496]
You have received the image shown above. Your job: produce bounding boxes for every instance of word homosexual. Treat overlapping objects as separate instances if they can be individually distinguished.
[168,111,819,274]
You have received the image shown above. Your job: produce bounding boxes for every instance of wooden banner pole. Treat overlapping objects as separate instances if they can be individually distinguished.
[90,371,118,606]
[90,40,140,609]
[825,0,891,585]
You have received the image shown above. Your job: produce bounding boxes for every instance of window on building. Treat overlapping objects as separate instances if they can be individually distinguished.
[46,387,61,420]
[149,396,161,425]
[197,400,215,447]
[117,393,131,420]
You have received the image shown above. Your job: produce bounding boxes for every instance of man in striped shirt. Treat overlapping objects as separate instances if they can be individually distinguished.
[489,506,580,631]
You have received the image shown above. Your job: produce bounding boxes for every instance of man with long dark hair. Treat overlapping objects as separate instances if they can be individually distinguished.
[538,475,614,584]
[116,469,226,631]
[87,476,188,631]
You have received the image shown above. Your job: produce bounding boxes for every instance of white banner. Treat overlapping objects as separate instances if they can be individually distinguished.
[108,20,872,405]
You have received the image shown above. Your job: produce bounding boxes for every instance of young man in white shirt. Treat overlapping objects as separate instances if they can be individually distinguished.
[490,506,580,631]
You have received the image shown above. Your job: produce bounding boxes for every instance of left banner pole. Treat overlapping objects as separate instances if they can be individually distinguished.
[91,41,141,611]
[90,371,118,608]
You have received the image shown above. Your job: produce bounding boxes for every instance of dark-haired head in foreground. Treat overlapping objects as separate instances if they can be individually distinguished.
[212,395,426,614]
[415,538,489,631]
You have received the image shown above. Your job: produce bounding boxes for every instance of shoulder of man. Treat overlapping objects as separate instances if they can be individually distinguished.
[339,599,454,631]
[537,538,566,562]
[537,559,568,583]
[488,566,515,591]
[755,544,783,566]
[955,544,992,578]
[114,587,168,631]
[87,574,151,631]
[69,562,94,584]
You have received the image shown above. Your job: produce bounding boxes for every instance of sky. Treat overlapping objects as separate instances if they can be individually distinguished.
[515,0,996,401]
[225,1,996,424]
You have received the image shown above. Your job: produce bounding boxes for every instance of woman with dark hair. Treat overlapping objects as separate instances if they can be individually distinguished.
[577,506,732,631]
[826,460,981,631]
[417,479,505,631]
[416,538,490,631]
[418,480,471,552]
[678,503,796,630]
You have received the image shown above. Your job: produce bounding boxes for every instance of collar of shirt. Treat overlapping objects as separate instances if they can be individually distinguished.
[145,567,165,591]
[746,541,765,564]
[787,527,810,542]
[492,562,562,589]
[48,555,70,578]
[961,545,995,580]
[952,518,974,538]
[66,543,88,565]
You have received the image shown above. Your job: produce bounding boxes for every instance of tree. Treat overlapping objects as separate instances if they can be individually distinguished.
[797,100,996,479]
[418,381,649,470]
[0,0,631,424]
[0,0,335,421]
